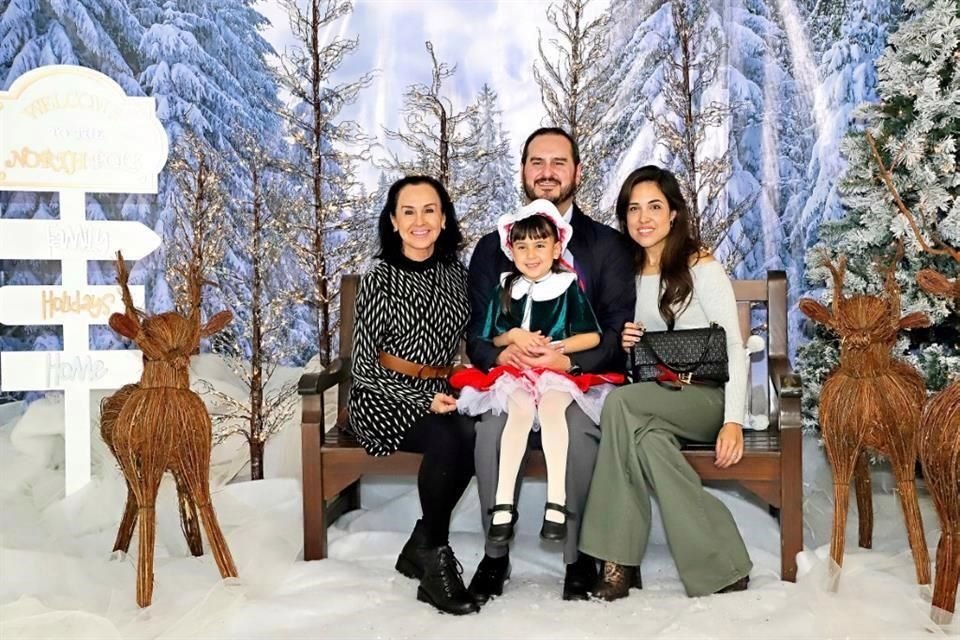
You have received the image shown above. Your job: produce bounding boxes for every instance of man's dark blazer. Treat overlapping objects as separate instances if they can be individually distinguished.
[466,204,636,374]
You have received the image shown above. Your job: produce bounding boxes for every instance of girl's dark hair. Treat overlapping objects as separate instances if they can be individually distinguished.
[375,175,463,263]
[615,165,702,329]
[500,215,564,315]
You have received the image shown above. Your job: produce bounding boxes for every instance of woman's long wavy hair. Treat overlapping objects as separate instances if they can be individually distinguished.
[615,165,702,329]
[500,215,565,316]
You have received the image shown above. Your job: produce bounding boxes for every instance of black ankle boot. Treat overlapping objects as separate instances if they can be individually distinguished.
[467,553,511,604]
[417,545,480,615]
[395,519,431,580]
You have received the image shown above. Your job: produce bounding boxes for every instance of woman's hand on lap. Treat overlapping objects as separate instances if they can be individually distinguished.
[621,321,644,352]
[430,393,458,414]
[714,422,743,468]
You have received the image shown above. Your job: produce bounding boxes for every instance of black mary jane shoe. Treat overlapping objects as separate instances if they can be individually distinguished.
[487,504,518,544]
[540,502,572,541]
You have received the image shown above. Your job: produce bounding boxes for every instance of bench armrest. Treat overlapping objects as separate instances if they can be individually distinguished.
[769,355,802,431]
[298,357,352,396]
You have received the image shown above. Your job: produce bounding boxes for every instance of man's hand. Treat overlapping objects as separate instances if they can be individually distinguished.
[520,344,572,372]
[495,343,525,368]
[714,422,744,468]
[430,393,458,414]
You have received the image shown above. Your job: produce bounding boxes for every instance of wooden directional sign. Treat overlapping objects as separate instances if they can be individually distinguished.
[0,285,146,326]
[0,219,161,260]
[0,350,143,392]
[0,65,168,193]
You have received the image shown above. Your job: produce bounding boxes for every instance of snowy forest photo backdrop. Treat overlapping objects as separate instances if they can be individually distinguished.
[2,1,960,637]
[1,1,958,444]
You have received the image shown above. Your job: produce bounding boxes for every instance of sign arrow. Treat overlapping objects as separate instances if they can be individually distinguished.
[0,285,146,326]
[1,350,143,391]
[0,220,161,260]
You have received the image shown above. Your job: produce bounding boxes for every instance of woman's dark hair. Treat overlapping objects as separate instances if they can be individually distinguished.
[500,215,564,315]
[615,165,702,329]
[375,175,463,262]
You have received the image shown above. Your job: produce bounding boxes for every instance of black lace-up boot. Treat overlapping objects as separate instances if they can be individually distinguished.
[417,545,480,615]
[395,519,430,579]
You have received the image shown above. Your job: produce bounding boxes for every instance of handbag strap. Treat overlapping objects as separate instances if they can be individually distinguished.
[639,322,721,374]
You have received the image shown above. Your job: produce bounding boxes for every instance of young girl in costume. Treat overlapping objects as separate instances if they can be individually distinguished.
[451,199,622,543]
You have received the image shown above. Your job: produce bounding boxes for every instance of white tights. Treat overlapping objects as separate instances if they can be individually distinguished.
[491,390,572,525]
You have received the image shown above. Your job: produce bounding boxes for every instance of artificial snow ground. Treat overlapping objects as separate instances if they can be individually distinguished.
[0,356,956,639]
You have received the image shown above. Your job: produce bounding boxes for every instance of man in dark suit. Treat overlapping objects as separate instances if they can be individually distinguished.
[466,127,636,602]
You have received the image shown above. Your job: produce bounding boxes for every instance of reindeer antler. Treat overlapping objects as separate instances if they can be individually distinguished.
[820,250,847,315]
[865,132,960,264]
[115,251,144,326]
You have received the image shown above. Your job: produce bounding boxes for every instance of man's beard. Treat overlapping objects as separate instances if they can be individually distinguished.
[524,178,577,207]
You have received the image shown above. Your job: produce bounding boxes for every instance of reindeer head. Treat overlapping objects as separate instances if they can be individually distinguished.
[799,253,929,352]
[108,251,231,370]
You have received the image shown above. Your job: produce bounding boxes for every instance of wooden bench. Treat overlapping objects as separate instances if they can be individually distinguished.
[299,271,803,580]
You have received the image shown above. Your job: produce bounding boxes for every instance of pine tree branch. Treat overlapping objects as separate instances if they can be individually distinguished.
[865,131,960,263]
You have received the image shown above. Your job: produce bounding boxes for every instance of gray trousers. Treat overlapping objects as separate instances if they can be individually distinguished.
[578,382,752,596]
[475,404,600,564]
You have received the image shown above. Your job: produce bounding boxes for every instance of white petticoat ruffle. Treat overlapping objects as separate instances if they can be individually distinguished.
[456,369,614,427]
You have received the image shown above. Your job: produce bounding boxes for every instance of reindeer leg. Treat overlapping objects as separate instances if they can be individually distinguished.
[889,445,931,585]
[854,450,873,549]
[931,531,959,624]
[113,484,139,553]
[133,469,165,609]
[825,434,860,591]
[174,417,238,579]
[172,468,204,557]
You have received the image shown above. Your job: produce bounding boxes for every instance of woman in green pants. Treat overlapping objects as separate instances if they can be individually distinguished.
[579,165,752,599]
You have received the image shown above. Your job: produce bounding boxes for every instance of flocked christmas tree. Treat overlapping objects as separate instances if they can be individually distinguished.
[797,0,959,431]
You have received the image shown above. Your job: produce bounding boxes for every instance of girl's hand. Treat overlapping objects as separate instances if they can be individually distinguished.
[510,328,550,355]
[714,422,744,468]
[430,393,458,414]
[621,321,645,352]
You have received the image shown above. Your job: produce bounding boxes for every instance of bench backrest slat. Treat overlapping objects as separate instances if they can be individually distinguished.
[336,271,788,418]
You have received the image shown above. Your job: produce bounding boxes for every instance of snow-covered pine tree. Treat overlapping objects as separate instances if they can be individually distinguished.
[0,0,145,356]
[783,0,901,355]
[797,0,959,431]
[634,1,757,261]
[135,0,283,322]
[461,83,517,248]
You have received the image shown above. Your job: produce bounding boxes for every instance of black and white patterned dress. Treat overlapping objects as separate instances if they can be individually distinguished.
[348,254,470,456]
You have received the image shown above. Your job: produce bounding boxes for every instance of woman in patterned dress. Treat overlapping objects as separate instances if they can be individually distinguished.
[348,175,479,615]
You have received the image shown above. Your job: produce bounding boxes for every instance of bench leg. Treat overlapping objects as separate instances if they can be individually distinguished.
[302,421,327,561]
[780,427,803,582]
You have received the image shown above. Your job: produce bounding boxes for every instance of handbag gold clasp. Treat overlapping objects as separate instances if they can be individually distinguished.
[678,372,693,385]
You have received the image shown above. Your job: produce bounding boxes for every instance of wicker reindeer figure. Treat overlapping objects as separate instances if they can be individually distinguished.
[865,130,960,620]
[799,254,931,588]
[106,251,238,607]
[100,383,204,558]
[916,267,960,622]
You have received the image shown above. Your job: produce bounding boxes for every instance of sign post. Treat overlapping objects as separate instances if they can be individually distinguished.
[0,65,168,494]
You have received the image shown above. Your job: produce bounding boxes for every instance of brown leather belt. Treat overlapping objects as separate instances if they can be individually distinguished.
[378,352,455,379]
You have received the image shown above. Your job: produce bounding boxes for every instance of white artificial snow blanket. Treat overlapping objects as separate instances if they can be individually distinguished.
[0,355,956,639]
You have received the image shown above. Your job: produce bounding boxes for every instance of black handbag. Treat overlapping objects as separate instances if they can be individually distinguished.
[628,322,729,387]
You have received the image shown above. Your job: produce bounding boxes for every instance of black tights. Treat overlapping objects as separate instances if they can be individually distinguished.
[399,412,476,547]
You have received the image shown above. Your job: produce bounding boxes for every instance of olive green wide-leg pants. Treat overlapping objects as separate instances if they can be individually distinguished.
[579,382,752,597]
